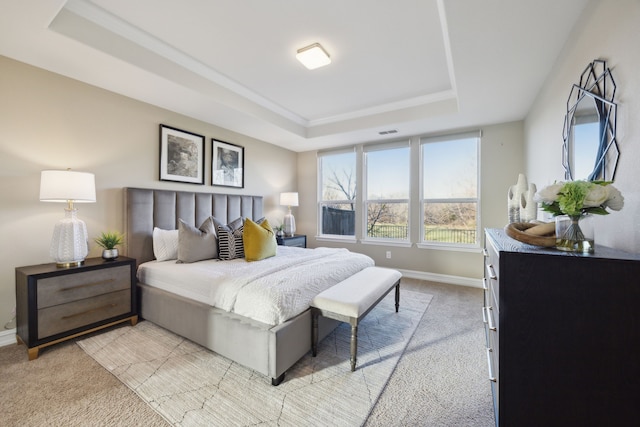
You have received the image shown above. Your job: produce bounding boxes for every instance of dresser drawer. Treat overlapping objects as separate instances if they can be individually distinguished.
[37,265,131,309]
[38,289,131,339]
[484,306,499,412]
[484,242,500,312]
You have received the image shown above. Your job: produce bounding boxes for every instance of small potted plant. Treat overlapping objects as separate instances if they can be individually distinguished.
[94,231,124,260]
[274,223,285,238]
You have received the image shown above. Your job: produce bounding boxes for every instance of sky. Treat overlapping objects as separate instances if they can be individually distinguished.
[572,122,600,180]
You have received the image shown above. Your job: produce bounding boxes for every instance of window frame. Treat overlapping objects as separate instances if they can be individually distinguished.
[315,131,481,252]
[417,131,481,250]
[361,140,411,244]
[317,147,358,241]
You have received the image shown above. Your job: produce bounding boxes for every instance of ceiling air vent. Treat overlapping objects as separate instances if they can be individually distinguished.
[378,129,398,135]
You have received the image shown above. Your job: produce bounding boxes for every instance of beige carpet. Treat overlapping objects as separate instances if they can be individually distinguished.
[77,290,432,426]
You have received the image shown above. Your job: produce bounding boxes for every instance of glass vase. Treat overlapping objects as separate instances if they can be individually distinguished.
[555,215,594,253]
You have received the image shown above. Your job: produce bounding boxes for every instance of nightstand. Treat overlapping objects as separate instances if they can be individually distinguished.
[276,234,307,248]
[15,256,138,360]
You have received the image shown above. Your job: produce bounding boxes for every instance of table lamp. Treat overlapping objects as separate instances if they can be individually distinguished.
[280,192,299,236]
[40,169,96,267]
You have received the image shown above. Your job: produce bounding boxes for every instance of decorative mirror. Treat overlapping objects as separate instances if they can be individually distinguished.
[562,59,618,181]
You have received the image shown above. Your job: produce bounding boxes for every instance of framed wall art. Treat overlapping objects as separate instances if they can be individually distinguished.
[212,139,244,188]
[159,124,205,185]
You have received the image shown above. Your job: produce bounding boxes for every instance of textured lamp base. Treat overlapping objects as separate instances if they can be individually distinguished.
[283,211,296,236]
[50,208,89,268]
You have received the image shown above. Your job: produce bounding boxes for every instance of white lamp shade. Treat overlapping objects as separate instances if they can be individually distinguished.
[280,192,299,207]
[40,170,96,203]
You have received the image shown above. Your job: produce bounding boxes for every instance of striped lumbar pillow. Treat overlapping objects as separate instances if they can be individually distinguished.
[217,219,244,260]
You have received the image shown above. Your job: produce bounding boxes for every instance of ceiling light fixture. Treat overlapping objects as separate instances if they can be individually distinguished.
[296,43,331,70]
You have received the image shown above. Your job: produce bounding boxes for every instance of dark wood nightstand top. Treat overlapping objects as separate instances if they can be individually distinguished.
[276,234,307,248]
[16,256,136,277]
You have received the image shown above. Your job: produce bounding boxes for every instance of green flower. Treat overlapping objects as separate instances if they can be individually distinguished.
[557,180,590,216]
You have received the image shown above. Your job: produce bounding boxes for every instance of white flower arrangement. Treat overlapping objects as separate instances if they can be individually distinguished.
[534,180,624,217]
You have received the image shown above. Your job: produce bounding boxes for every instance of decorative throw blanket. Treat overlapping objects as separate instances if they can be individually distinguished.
[137,246,374,325]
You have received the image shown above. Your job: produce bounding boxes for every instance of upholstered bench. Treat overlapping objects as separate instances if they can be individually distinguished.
[310,266,401,371]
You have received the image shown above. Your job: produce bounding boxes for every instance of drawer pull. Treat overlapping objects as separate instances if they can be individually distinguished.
[484,306,497,331]
[61,304,117,320]
[60,279,115,292]
[482,248,488,257]
[482,278,488,290]
[485,264,497,280]
[486,347,497,382]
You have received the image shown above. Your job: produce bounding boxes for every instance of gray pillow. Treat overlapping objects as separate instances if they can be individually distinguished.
[177,217,218,263]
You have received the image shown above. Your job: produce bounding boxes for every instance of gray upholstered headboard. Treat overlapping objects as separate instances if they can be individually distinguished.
[124,187,263,265]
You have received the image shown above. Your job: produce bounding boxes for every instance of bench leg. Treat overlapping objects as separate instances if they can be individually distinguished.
[395,282,400,313]
[350,324,358,371]
[312,310,319,357]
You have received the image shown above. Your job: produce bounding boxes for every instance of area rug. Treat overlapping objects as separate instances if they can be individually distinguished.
[78,290,432,427]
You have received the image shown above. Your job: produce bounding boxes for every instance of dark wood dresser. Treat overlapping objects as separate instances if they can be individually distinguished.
[16,256,137,360]
[483,228,640,426]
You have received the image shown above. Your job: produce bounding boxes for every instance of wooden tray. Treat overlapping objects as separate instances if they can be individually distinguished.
[504,222,556,247]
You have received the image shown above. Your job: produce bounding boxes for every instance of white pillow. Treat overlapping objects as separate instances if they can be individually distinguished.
[152,227,179,261]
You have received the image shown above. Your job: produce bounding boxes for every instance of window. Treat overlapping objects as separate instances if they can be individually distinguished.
[364,143,410,241]
[318,149,356,237]
[421,133,479,246]
[317,131,480,249]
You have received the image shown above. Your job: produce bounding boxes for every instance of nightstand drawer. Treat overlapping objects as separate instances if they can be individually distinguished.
[38,289,131,339]
[37,265,131,309]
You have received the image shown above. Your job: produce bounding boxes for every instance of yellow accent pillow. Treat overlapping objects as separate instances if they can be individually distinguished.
[243,218,277,261]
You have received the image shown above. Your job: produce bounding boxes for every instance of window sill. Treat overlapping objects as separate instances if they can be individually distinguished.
[360,239,412,248]
[315,236,357,244]
[416,242,482,253]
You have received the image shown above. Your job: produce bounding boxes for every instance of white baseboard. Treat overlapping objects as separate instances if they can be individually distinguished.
[398,269,483,288]
[0,328,16,347]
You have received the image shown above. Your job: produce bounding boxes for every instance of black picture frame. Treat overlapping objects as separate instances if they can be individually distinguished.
[212,139,244,188]
[159,124,205,185]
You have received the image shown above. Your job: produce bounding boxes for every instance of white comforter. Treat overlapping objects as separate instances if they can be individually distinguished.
[137,246,374,326]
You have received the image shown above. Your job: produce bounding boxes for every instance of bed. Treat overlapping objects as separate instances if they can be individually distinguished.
[124,187,374,385]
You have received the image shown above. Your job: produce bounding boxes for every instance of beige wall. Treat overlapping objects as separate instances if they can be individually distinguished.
[525,0,640,252]
[0,56,297,323]
[296,121,525,283]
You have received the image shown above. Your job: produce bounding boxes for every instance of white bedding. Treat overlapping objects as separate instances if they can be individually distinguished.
[137,246,374,325]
